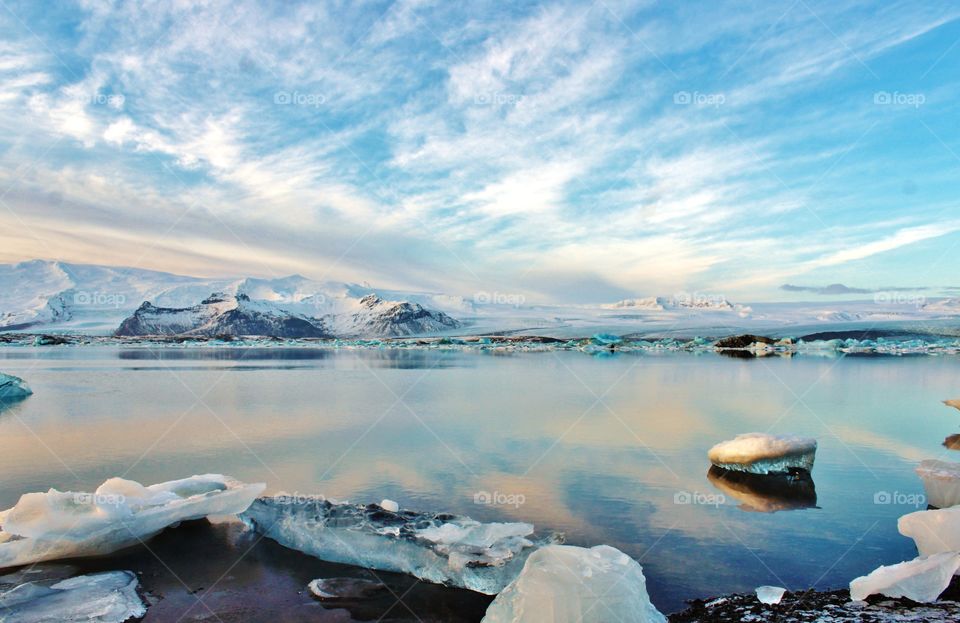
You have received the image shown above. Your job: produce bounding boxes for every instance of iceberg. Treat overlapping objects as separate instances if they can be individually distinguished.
[849,552,960,603]
[755,585,786,604]
[0,474,264,569]
[240,495,554,594]
[707,466,817,513]
[708,433,817,475]
[0,372,32,401]
[898,506,960,557]
[480,544,667,623]
[916,460,960,509]
[0,570,146,622]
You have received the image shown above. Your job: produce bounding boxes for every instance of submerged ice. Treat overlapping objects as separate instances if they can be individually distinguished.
[480,544,667,623]
[240,495,554,594]
[0,570,146,623]
[0,474,264,569]
[708,433,817,475]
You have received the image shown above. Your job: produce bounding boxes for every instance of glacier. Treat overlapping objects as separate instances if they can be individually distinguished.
[849,552,960,603]
[480,544,667,623]
[708,433,817,475]
[0,570,146,623]
[916,460,960,509]
[0,373,32,401]
[240,495,555,594]
[898,506,960,558]
[0,474,264,569]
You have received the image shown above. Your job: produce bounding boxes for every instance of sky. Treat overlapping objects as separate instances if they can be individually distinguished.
[0,0,958,304]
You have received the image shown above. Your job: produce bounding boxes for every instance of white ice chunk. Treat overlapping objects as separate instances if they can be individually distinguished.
[916,460,960,509]
[0,474,264,569]
[481,544,667,623]
[379,499,399,513]
[241,496,552,594]
[849,552,960,602]
[755,585,786,604]
[708,433,817,474]
[0,570,146,622]
[898,506,960,557]
[0,372,32,400]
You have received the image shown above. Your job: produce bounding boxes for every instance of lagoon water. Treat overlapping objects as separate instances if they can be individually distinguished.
[0,346,957,617]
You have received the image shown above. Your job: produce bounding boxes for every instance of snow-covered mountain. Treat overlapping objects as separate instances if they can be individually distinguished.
[0,260,463,337]
[2,260,960,338]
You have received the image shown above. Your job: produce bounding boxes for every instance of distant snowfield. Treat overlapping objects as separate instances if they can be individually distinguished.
[1,259,958,338]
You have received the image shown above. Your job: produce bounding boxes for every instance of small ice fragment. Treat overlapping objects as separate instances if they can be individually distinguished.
[0,372,32,400]
[916,460,960,508]
[755,585,786,604]
[708,433,817,475]
[0,474,264,568]
[0,570,147,622]
[307,577,386,600]
[241,496,551,594]
[379,499,399,513]
[898,506,960,557]
[849,552,960,602]
[480,544,667,623]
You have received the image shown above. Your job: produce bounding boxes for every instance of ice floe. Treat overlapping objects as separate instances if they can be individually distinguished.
[755,585,786,604]
[849,552,960,603]
[0,474,264,569]
[708,433,817,475]
[480,544,667,623]
[0,570,146,622]
[898,506,960,558]
[916,460,960,509]
[0,372,32,401]
[240,495,554,594]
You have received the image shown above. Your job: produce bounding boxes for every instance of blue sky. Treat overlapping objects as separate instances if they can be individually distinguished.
[0,0,958,303]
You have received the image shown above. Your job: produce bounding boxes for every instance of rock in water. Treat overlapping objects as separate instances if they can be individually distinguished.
[307,577,387,600]
[240,495,553,594]
[916,460,960,508]
[898,506,960,557]
[0,474,264,568]
[480,545,666,623]
[755,585,786,604]
[714,335,774,349]
[0,570,147,622]
[849,553,960,603]
[0,372,32,400]
[708,433,817,475]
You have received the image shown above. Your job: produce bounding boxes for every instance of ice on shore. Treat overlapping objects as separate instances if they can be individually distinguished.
[0,474,264,569]
[240,495,553,594]
[755,585,786,604]
[916,460,960,509]
[849,552,960,603]
[898,506,960,557]
[708,433,817,475]
[480,544,667,623]
[0,570,146,622]
[0,372,32,400]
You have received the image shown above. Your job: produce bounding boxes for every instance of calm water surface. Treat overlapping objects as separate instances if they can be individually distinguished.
[0,346,957,615]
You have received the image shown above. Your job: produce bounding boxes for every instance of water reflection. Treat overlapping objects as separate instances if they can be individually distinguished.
[115,348,467,369]
[707,466,818,513]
